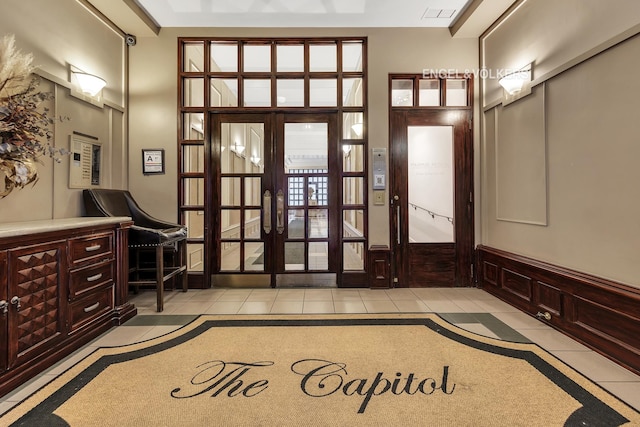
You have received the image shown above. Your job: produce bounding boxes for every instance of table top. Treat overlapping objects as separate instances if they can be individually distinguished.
[0,217,132,238]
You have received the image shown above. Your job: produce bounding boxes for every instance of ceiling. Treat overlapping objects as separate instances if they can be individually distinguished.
[87,0,515,38]
[134,0,471,28]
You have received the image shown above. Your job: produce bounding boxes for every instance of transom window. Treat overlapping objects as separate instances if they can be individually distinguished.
[390,74,470,107]
[182,38,364,110]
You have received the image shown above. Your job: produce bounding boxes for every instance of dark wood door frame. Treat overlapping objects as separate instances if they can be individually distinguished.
[274,113,341,280]
[208,112,275,288]
[209,112,343,288]
[389,108,474,287]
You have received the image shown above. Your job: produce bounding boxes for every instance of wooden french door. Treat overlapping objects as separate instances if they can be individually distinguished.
[390,109,473,287]
[210,113,340,287]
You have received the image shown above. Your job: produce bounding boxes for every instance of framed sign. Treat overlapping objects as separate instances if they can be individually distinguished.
[142,149,165,175]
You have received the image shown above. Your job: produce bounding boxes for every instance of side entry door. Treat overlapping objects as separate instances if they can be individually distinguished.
[390,109,473,287]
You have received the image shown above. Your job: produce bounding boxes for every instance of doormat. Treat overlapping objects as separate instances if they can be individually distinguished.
[2,314,639,426]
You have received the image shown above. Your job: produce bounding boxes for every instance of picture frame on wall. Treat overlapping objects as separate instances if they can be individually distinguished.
[142,149,165,175]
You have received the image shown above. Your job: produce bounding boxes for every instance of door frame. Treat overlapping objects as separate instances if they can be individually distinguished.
[389,108,474,287]
[209,112,274,288]
[209,112,342,288]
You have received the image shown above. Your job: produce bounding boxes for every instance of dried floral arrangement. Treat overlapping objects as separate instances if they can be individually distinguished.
[0,34,68,198]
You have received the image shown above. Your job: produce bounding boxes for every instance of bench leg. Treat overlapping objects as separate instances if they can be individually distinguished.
[180,240,188,292]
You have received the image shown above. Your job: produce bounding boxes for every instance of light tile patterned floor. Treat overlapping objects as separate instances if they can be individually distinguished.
[1,287,639,416]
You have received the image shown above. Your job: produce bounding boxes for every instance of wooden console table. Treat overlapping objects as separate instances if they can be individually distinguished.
[0,217,136,397]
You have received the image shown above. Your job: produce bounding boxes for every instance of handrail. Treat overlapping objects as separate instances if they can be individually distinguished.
[408,202,454,224]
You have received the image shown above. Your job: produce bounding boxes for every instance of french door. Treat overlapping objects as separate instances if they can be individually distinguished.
[211,113,340,287]
[390,109,473,287]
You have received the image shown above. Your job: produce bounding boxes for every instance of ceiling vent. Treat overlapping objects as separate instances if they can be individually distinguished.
[422,8,457,19]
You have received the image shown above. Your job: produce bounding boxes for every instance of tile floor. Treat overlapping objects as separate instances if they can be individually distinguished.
[1,287,639,416]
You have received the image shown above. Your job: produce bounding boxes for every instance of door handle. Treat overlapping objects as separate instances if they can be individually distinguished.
[276,189,285,235]
[263,190,272,234]
[396,206,401,245]
[394,195,401,245]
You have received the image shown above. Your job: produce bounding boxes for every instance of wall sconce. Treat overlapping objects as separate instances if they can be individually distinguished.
[69,64,106,107]
[250,155,261,166]
[351,123,363,138]
[73,72,106,96]
[231,141,245,156]
[342,144,352,156]
[499,63,533,105]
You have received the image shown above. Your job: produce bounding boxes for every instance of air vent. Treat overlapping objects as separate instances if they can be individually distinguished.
[422,8,457,19]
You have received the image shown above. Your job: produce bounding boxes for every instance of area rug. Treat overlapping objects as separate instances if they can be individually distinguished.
[2,314,639,426]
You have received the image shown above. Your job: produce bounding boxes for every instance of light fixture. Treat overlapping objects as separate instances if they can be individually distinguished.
[498,63,534,106]
[250,155,261,166]
[351,123,363,138]
[73,72,107,96]
[498,64,532,96]
[342,144,352,155]
[498,71,527,95]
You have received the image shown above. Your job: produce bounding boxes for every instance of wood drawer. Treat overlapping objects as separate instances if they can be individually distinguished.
[68,233,114,267]
[68,287,114,332]
[69,259,114,299]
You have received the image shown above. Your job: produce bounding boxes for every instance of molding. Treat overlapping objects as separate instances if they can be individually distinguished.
[35,68,125,113]
[75,0,126,37]
[122,0,161,35]
[480,1,640,110]
[476,245,640,376]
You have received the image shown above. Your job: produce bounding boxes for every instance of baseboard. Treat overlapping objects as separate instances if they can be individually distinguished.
[476,245,640,376]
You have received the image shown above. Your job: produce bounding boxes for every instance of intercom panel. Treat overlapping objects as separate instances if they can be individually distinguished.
[372,148,386,190]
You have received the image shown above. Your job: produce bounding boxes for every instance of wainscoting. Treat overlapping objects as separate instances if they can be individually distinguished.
[476,245,640,376]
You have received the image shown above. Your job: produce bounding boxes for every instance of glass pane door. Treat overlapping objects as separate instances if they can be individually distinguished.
[213,114,339,287]
[214,117,271,287]
[274,114,339,286]
[282,122,330,272]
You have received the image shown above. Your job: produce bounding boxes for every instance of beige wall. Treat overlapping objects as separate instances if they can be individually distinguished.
[0,0,126,222]
[129,27,479,245]
[482,0,640,107]
[481,0,640,288]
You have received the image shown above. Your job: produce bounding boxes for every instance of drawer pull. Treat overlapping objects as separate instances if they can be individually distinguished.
[536,311,552,321]
[84,302,100,313]
[85,244,102,252]
[86,273,103,282]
